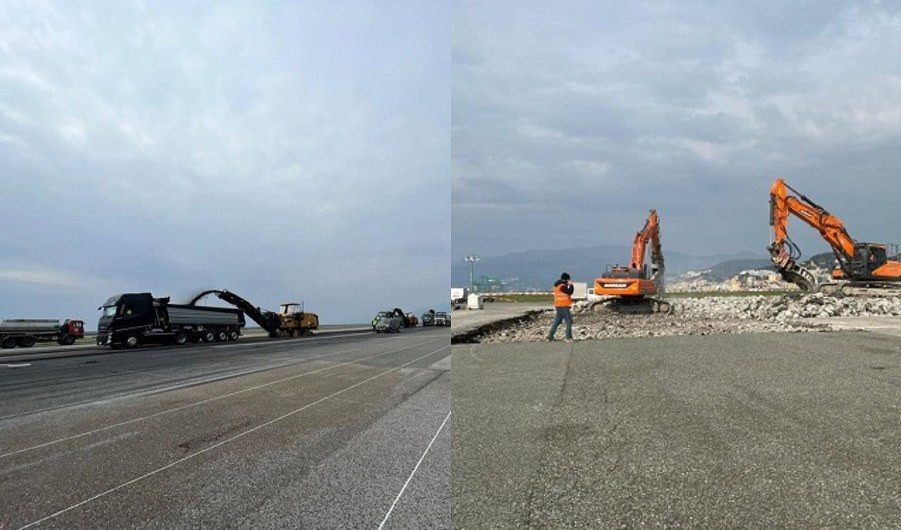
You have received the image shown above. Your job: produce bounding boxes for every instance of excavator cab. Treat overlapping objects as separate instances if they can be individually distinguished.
[851,243,888,277]
[604,264,645,279]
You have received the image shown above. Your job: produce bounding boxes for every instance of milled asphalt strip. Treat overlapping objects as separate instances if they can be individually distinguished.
[0,336,445,460]
[17,344,450,530]
[376,410,451,530]
[0,329,373,362]
[0,334,418,421]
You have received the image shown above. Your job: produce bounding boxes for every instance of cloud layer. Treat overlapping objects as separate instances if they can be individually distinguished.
[453,1,901,263]
[1,1,449,326]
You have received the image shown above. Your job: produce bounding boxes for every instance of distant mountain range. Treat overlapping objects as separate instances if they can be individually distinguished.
[451,246,763,290]
[678,252,836,283]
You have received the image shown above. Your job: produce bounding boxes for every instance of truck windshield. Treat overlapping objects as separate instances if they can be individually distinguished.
[101,305,118,317]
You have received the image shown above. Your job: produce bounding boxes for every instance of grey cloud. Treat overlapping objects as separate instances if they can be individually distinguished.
[1,1,449,325]
[453,1,901,261]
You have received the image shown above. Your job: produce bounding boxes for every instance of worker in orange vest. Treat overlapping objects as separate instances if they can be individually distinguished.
[547,272,574,342]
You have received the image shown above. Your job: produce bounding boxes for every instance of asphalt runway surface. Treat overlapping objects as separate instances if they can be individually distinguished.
[1,327,450,529]
[453,331,901,528]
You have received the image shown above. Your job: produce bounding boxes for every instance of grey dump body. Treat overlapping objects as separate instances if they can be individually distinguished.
[166,305,243,326]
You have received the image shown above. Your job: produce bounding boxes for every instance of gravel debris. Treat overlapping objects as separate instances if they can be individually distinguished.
[471,293,901,343]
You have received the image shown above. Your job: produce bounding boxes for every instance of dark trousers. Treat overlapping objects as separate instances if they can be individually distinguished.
[548,307,572,340]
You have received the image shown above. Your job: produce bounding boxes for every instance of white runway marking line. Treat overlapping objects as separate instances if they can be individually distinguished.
[210,331,369,348]
[0,336,445,460]
[3,364,32,368]
[377,410,451,530]
[0,334,423,422]
[16,344,450,530]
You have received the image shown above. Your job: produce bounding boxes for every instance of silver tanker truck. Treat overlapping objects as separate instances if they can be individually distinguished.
[0,319,85,349]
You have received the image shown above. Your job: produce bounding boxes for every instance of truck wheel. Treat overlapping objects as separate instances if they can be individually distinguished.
[59,335,76,345]
[201,330,216,343]
[123,335,141,349]
[17,336,36,348]
[1,337,18,349]
[228,329,239,341]
[215,329,228,342]
[174,331,188,346]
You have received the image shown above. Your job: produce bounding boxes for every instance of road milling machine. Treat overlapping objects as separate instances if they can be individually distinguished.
[590,209,672,313]
[768,178,901,296]
[188,290,318,338]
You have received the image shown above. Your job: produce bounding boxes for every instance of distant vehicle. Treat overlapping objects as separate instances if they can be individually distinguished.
[571,282,589,301]
[372,311,393,331]
[434,311,450,326]
[405,313,419,326]
[98,292,245,348]
[451,287,468,301]
[375,315,402,333]
[0,319,85,349]
[421,310,435,326]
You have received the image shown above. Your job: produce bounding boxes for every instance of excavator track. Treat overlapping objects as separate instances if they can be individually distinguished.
[589,297,673,315]
[832,281,901,297]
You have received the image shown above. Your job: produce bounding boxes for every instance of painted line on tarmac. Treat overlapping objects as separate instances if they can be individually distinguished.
[0,336,446,460]
[377,410,451,530]
[16,344,450,530]
[3,364,31,368]
[210,330,372,349]
[0,333,420,421]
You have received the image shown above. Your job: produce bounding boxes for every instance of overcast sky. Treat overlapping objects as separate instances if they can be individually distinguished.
[453,1,901,264]
[0,1,449,326]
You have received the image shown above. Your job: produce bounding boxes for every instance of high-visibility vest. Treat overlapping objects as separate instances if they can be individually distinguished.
[553,283,572,308]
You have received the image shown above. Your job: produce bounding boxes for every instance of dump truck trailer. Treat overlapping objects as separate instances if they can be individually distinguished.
[0,319,85,349]
[97,292,245,348]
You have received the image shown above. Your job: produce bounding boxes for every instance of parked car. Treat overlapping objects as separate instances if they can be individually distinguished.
[375,315,402,333]
[434,311,450,326]
[421,310,435,326]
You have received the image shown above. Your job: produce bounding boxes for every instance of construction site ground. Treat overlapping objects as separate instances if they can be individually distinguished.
[455,295,901,343]
[453,330,901,528]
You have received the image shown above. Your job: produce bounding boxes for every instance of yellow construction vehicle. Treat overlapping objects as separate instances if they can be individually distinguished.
[278,303,319,336]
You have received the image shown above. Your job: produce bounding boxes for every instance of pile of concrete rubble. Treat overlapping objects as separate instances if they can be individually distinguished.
[474,294,901,343]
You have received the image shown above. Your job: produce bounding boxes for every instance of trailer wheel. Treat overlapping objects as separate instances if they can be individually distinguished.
[17,336,36,348]
[201,330,216,343]
[174,331,188,346]
[123,335,140,349]
[1,337,17,349]
[215,329,228,342]
[227,329,239,341]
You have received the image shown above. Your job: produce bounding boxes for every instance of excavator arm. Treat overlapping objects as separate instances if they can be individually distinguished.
[630,209,665,285]
[768,178,857,290]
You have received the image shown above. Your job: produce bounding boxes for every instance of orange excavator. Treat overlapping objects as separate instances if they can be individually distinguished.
[768,177,901,295]
[591,209,671,313]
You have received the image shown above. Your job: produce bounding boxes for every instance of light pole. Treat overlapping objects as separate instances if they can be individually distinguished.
[465,255,479,293]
